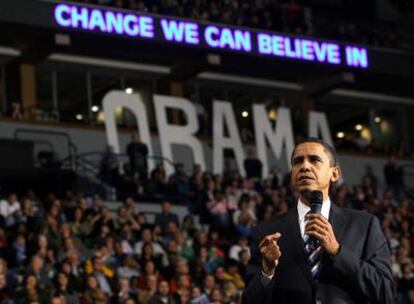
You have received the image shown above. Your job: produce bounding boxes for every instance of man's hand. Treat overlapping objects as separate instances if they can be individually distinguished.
[259,232,282,276]
[305,214,340,256]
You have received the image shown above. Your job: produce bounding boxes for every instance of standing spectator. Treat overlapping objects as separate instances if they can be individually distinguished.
[384,156,405,198]
[99,145,119,186]
[169,164,190,206]
[188,171,205,214]
[126,132,149,181]
[243,147,263,180]
[149,163,168,194]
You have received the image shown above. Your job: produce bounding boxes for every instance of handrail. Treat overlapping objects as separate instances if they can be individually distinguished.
[14,128,78,168]
[62,151,176,170]
[29,140,54,154]
[59,151,177,199]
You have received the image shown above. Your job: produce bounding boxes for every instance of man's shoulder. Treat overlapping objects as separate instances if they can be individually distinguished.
[336,205,375,218]
[334,205,378,226]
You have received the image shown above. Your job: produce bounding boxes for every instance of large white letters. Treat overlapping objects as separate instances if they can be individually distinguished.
[103,91,335,177]
[253,105,295,177]
[308,111,334,147]
[213,101,246,176]
[154,95,206,177]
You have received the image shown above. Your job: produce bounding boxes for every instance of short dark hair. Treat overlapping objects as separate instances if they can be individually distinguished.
[290,138,339,167]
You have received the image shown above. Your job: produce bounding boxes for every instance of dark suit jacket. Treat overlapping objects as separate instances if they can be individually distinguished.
[242,204,395,304]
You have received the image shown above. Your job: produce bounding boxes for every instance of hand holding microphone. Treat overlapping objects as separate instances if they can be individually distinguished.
[305,190,340,257]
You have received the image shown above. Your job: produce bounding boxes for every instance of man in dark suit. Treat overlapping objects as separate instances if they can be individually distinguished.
[242,138,395,304]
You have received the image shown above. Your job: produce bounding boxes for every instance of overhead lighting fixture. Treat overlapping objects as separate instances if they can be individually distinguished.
[241,111,249,118]
[355,124,363,131]
[125,88,133,94]
[91,105,99,113]
[268,109,277,121]
[336,132,345,139]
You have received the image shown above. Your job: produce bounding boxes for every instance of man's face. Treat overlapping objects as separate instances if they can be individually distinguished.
[158,281,170,296]
[162,202,171,213]
[132,133,140,143]
[32,257,43,272]
[8,194,17,203]
[205,275,215,288]
[58,273,68,286]
[51,297,64,304]
[290,142,340,201]
[142,229,152,242]
[125,197,134,207]
[93,258,104,271]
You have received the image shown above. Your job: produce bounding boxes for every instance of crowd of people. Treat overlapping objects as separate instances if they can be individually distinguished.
[77,0,413,50]
[0,148,413,303]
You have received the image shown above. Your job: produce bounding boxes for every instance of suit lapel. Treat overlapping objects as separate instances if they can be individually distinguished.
[320,203,346,271]
[283,208,314,285]
[328,203,346,244]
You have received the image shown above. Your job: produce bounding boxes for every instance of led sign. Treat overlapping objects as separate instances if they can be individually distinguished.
[54,4,369,69]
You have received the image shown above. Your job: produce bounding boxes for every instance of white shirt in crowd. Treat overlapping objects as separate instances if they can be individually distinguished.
[229,244,251,261]
[0,199,21,218]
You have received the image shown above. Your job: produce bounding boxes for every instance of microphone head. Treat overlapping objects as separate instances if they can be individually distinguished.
[310,190,323,214]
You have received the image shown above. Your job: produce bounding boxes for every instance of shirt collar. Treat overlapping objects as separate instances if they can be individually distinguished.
[297,197,331,221]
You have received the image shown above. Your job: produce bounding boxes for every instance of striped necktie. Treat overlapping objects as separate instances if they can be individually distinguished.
[304,228,322,279]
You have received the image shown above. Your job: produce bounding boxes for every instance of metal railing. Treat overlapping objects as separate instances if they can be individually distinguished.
[14,128,78,167]
[60,151,176,199]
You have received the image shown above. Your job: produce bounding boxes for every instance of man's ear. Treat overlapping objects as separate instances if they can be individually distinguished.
[331,166,341,183]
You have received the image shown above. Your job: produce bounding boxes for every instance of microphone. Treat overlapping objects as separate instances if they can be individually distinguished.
[308,190,323,247]
[310,190,323,214]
